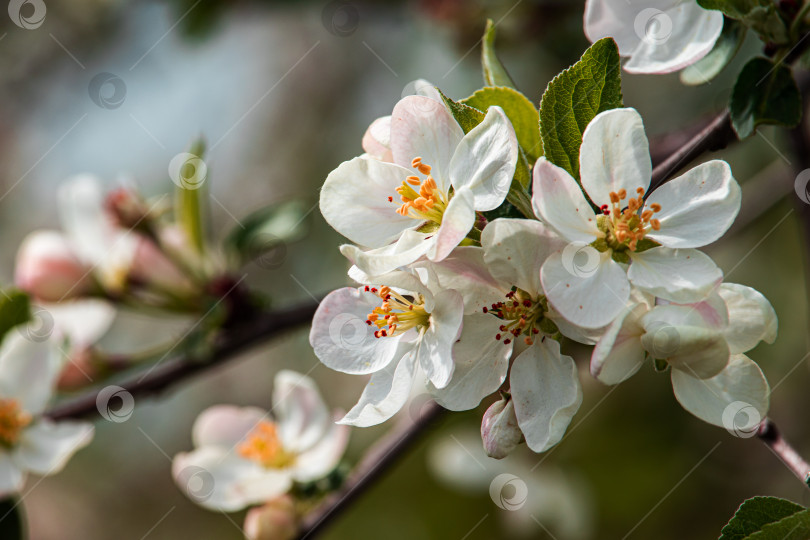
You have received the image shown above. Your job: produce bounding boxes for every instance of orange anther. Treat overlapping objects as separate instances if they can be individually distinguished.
[617,189,627,200]
[650,219,661,230]
[417,163,432,175]
[650,203,661,212]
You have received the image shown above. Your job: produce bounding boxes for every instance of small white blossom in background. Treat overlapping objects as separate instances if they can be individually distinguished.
[172,370,349,512]
[584,0,724,74]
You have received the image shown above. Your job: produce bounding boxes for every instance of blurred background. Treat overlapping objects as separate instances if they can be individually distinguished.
[1,0,809,538]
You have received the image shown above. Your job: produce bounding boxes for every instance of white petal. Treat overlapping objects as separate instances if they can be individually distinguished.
[449,106,518,211]
[46,299,116,347]
[482,218,566,296]
[541,250,630,329]
[718,283,778,354]
[646,161,740,248]
[58,174,112,265]
[13,419,93,475]
[671,354,769,429]
[579,108,651,206]
[0,334,60,415]
[427,187,475,262]
[337,350,417,427]
[591,304,647,385]
[430,314,510,411]
[293,416,349,482]
[628,247,722,303]
[510,339,583,453]
[320,156,415,248]
[340,230,434,276]
[309,287,402,375]
[624,4,724,74]
[418,290,463,389]
[532,158,599,243]
[172,447,292,512]
[583,0,644,52]
[362,116,393,161]
[421,247,504,314]
[390,96,464,192]
[0,453,25,498]
[273,370,329,454]
[192,405,267,449]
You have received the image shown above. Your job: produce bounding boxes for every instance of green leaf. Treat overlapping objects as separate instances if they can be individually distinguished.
[225,200,311,267]
[462,87,543,162]
[481,19,516,88]
[729,57,801,138]
[173,138,210,254]
[0,291,30,347]
[681,19,747,85]
[748,510,810,540]
[697,0,788,44]
[539,37,623,181]
[440,90,485,132]
[719,496,804,540]
[0,497,25,540]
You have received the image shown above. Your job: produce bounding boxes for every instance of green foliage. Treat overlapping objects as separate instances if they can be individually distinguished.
[225,200,311,267]
[538,37,623,181]
[0,291,30,346]
[481,19,516,89]
[174,138,210,254]
[729,57,802,138]
[720,496,807,539]
[697,0,789,44]
[462,87,542,162]
[0,498,25,540]
[681,19,747,85]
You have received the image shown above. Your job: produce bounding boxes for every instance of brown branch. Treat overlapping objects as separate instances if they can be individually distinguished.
[757,419,810,488]
[45,299,320,421]
[296,401,446,538]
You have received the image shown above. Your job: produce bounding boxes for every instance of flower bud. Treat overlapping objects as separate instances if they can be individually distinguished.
[481,397,522,459]
[243,495,298,540]
[57,347,99,391]
[15,231,93,302]
[105,187,151,229]
[361,116,393,162]
[129,235,195,295]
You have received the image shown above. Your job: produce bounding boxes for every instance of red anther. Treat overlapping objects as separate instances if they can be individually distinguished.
[381,330,387,337]
[503,339,512,345]
[512,301,519,307]
[371,288,378,293]
[366,320,372,325]
[482,307,488,313]
[364,286,370,291]
[532,328,539,334]
[387,196,393,202]
[384,315,390,319]
[511,329,520,336]
[499,325,507,331]
[522,300,532,307]
[495,334,501,340]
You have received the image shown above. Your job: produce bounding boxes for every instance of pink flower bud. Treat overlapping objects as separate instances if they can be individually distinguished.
[15,231,93,302]
[481,397,522,459]
[243,495,298,540]
[129,235,195,294]
[105,187,150,229]
[57,347,98,391]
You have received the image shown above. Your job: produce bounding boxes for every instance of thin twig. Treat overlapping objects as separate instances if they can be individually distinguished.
[757,419,810,488]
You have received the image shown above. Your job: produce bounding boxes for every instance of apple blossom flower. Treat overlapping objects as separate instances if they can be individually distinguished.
[172,370,349,512]
[533,107,740,329]
[584,0,724,74]
[15,230,94,302]
[0,330,94,497]
[244,495,298,540]
[590,283,775,427]
[321,94,519,276]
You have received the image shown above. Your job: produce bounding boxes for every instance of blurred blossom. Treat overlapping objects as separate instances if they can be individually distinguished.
[244,495,298,540]
[15,230,94,302]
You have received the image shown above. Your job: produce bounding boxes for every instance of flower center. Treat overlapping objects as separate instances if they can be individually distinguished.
[596,188,661,252]
[0,399,31,448]
[390,157,448,227]
[238,421,296,469]
[483,287,557,345]
[364,285,430,338]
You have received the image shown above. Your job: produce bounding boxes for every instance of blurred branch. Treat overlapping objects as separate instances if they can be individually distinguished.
[297,401,446,539]
[45,299,320,421]
[757,419,810,488]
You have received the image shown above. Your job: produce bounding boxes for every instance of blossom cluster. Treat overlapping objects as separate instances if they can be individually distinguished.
[311,85,776,458]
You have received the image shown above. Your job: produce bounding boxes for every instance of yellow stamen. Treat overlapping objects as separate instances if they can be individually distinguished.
[0,399,31,448]
[238,421,295,469]
[601,187,663,251]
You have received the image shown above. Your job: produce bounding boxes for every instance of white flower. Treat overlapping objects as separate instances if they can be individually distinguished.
[310,268,464,426]
[0,331,94,497]
[533,107,740,328]
[590,283,775,426]
[321,94,519,276]
[584,0,724,74]
[171,370,349,512]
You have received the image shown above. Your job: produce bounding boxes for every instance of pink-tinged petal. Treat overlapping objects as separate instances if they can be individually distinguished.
[293,415,349,482]
[14,230,93,302]
[628,247,722,303]
[340,229,434,276]
[671,354,769,429]
[532,158,599,243]
[320,156,415,248]
[0,453,25,499]
[583,0,644,52]
[431,314,511,411]
[422,247,504,314]
[310,287,403,375]
[482,218,567,296]
[591,303,647,385]
[418,290,464,389]
[646,160,740,248]
[362,116,393,162]
[192,405,267,449]
[579,108,651,206]
[510,339,583,453]
[390,96,464,192]
[0,334,60,415]
[541,250,630,329]
[427,187,475,262]
[481,398,521,459]
[624,4,724,74]
[12,419,93,475]
[449,106,518,211]
[273,370,329,454]
[718,283,778,354]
